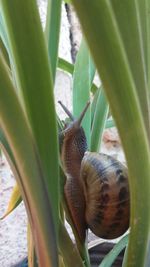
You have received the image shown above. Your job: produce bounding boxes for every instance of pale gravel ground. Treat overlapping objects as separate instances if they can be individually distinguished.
[0,1,127,266]
[0,158,28,267]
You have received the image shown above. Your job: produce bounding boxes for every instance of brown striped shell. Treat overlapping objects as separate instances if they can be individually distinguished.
[80,152,130,239]
[59,101,130,242]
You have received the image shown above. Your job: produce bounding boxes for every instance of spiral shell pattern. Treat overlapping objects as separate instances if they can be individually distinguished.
[80,152,130,239]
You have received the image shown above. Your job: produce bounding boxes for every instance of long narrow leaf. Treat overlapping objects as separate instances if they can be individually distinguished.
[0,37,10,68]
[0,13,17,85]
[137,0,147,73]
[0,13,10,58]
[59,220,84,267]
[1,0,59,231]
[45,0,62,82]
[147,0,150,102]
[0,53,58,266]
[73,37,95,146]
[58,57,74,75]
[99,234,129,267]
[91,87,109,152]
[0,183,21,219]
[0,127,19,170]
[91,87,100,124]
[71,1,150,267]
[111,0,150,140]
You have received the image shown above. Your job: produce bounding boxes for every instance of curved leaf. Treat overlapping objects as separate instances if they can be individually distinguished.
[0,52,58,266]
[1,0,59,232]
[71,1,150,267]
[99,234,129,267]
[0,183,21,219]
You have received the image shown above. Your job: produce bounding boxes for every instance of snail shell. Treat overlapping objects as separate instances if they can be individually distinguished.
[80,152,130,239]
[59,101,130,242]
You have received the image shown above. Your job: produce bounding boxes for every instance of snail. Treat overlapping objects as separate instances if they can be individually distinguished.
[59,101,130,243]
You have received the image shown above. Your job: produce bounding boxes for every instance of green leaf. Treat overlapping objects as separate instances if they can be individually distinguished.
[0,37,10,68]
[99,234,129,267]
[73,37,95,146]
[58,57,74,74]
[136,0,147,74]
[0,13,16,84]
[71,1,150,267]
[0,41,58,267]
[1,0,59,233]
[91,87,109,152]
[105,118,115,129]
[111,0,150,141]
[91,87,100,124]
[0,13,10,58]
[63,0,72,3]
[45,0,62,82]
[147,0,150,101]
[91,83,98,94]
[59,220,84,267]
[0,127,19,169]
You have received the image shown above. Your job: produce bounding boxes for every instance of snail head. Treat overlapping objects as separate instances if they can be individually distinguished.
[58,100,90,136]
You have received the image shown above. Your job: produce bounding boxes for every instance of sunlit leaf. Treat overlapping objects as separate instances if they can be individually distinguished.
[1,183,21,219]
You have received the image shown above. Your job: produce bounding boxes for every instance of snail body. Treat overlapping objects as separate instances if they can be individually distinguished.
[59,101,130,242]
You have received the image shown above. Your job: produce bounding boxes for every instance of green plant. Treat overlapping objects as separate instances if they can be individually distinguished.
[0,1,150,267]
[71,2,150,267]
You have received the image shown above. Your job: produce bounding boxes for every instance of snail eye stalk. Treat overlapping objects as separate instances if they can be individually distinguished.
[58,100,90,126]
[58,101,74,121]
[76,100,90,126]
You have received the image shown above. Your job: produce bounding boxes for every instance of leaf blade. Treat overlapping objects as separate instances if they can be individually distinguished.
[45,0,62,82]
[0,52,58,266]
[99,234,129,267]
[0,183,21,219]
[73,37,95,146]
[1,0,59,232]
[71,1,150,267]
[91,87,109,152]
